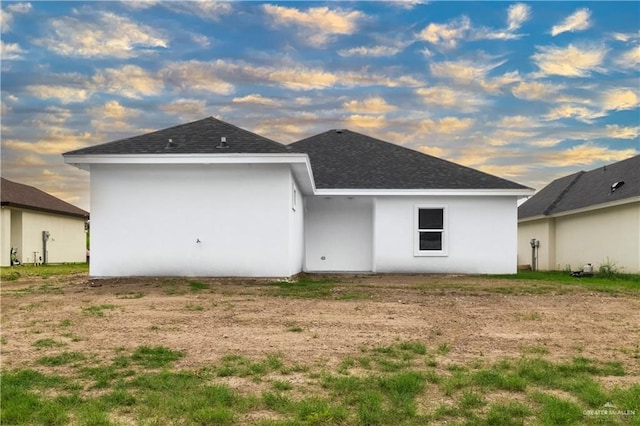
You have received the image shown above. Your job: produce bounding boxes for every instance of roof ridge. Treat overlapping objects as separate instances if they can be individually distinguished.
[543,171,584,215]
[207,116,287,149]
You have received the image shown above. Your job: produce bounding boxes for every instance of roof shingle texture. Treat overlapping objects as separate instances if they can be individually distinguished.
[1,178,88,218]
[519,155,640,219]
[290,129,529,190]
[64,117,290,155]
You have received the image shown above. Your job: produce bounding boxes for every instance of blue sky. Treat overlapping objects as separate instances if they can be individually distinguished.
[1,1,639,211]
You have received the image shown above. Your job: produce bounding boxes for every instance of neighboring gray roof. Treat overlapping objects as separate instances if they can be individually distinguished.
[519,155,640,219]
[63,117,290,155]
[289,129,530,190]
[1,178,88,218]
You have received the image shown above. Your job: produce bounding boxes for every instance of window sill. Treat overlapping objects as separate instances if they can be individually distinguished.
[414,251,448,257]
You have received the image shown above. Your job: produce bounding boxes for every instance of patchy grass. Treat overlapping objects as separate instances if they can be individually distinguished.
[130,346,185,369]
[3,341,638,425]
[184,303,204,311]
[81,304,117,317]
[490,270,640,294]
[36,351,86,367]
[267,277,338,299]
[189,280,210,292]
[0,263,88,280]
[115,291,144,299]
[33,338,66,349]
[2,272,639,424]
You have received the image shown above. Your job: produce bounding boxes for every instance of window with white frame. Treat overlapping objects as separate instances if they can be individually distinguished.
[414,206,448,256]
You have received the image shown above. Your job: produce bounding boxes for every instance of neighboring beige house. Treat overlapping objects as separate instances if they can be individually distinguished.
[518,155,640,273]
[1,178,89,266]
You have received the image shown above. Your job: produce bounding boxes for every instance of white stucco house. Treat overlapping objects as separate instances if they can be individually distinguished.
[63,117,533,278]
[518,155,640,273]
[1,178,89,266]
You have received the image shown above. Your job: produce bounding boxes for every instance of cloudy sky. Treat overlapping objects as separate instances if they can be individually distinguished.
[1,1,638,211]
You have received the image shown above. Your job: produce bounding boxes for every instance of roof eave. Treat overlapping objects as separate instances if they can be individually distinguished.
[314,188,535,197]
[1,202,89,219]
[519,195,640,221]
[63,153,317,195]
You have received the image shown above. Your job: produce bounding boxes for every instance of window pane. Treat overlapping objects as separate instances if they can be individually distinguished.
[419,209,443,229]
[419,232,442,251]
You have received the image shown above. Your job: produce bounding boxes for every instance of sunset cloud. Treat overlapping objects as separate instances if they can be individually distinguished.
[34,11,168,58]
[345,114,388,129]
[615,45,640,69]
[507,3,531,32]
[163,1,232,21]
[263,4,364,47]
[1,40,25,60]
[159,61,235,95]
[551,8,591,37]
[26,84,90,103]
[159,98,207,121]
[532,44,606,77]
[418,16,471,49]
[430,59,520,94]
[542,143,636,166]
[338,45,403,57]
[88,100,140,121]
[473,3,531,41]
[419,117,475,134]
[511,81,562,101]
[3,130,92,155]
[0,2,31,33]
[601,88,639,111]
[543,104,604,123]
[604,124,640,139]
[94,65,164,98]
[232,94,282,106]
[343,96,397,114]
[416,86,488,112]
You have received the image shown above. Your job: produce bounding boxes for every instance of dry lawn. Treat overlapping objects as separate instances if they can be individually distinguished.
[2,273,639,381]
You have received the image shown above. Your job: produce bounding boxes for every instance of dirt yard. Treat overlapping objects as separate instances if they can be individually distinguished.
[2,273,639,380]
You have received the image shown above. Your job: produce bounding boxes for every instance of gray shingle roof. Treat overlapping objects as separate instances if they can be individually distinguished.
[1,178,88,218]
[64,117,531,191]
[519,155,640,219]
[63,117,290,155]
[290,129,530,190]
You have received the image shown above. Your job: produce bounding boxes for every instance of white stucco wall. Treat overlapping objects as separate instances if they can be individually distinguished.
[90,163,300,277]
[288,176,305,276]
[0,207,85,265]
[553,202,639,273]
[304,197,373,272]
[374,196,519,274]
[0,208,11,266]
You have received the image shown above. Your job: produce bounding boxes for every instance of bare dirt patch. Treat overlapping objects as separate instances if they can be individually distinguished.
[2,273,639,380]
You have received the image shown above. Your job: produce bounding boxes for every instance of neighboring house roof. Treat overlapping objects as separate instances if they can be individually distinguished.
[1,178,89,219]
[63,117,291,155]
[519,155,640,220]
[290,129,530,190]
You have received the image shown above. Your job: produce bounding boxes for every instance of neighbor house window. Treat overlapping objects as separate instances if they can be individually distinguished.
[414,206,448,256]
